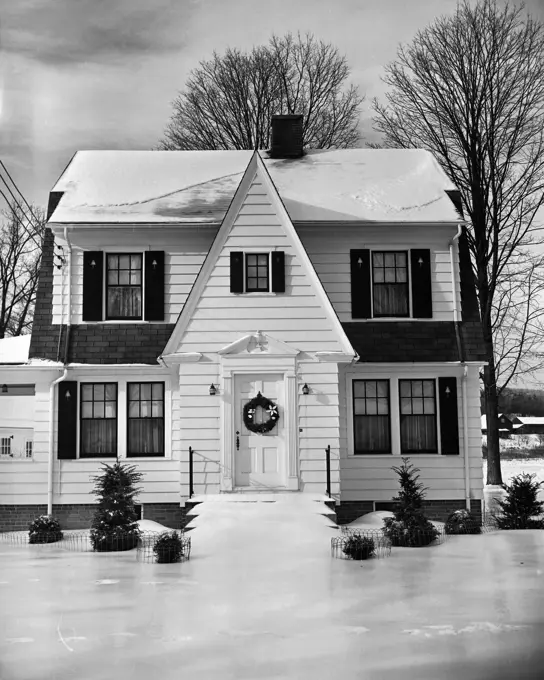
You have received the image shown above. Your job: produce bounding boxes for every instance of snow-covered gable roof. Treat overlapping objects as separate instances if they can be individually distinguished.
[49,149,460,225]
[0,335,30,364]
[516,417,544,426]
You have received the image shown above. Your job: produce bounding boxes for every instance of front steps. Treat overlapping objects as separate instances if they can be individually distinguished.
[182,492,338,531]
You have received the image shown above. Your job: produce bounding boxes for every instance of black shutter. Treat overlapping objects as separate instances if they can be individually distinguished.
[439,377,459,455]
[230,252,244,293]
[144,251,165,321]
[271,251,285,293]
[350,249,371,319]
[410,249,433,318]
[82,251,103,321]
[58,381,77,459]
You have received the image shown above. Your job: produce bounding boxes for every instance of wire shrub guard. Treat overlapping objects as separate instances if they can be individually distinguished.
[0,529,191,563]
[341,523,448,547]
[331,529,392,560]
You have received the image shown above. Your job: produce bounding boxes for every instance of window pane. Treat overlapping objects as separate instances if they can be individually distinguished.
[423,381,434,397]
[131,254,142,269]
[365,381,376,398]
[353,399,366,415]
[258,277,267,288]
[396,252,407,267]
[128,384,140,401]
[400,397,412,415]
[140,400,151,417]
[82,385,93,401]
[130,271,141,285]
[107,255,118,270]
[152,400,163,417]
[373,284,408,316]
[247,266,257,277]
[119,255,130,269]
[93,385,104,401]
[140,384,152,400]
[105,402,116,418]
[107,270,118,285]
[247,254,257,266]
[152,384,162,400]
[373,268,384,283]
[258,255,268,265]
[376,381,388,398]
[354,415,390,453]
[377,398,389,415]
[105,384,116,401]
[365,400,377,415]
[81,420,117,457]
[412,381,423,397]
[82,402,93,418]
[412,398,424,415]
[373,252,383,267]
[424,398,435,414]
[128,419,164,456]
[399,381,411,398]
[384,268,396,283]
[401,415,437,452]
[93,402,105,419]
[353,381,366,399]
[384,253,395,267]
[119,271,130,285]
[396,268,407,283]
[128,402,140,418]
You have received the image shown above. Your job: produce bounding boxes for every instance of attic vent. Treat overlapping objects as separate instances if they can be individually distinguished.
[269,115,303,159]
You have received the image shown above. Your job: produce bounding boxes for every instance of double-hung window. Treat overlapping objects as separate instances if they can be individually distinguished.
[80,383,117,457]
[353,380,391,453]
[372,251,409,317]
[127,383,165,457]
[245,254,270,292]
[399,379,437,453]
[106,254,143,320]
[1,437,12,457]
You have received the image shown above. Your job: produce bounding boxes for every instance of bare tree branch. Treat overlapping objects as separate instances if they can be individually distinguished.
[372,0,544,485]
[0,203,45,338]
[158,32,364,151]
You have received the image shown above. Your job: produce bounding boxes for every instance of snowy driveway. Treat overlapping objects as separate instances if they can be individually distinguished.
[1,498,544,680]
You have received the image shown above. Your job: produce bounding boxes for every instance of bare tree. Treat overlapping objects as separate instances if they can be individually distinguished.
[159,32,363,151]
[0,203,45,338]
[372,0,544,485]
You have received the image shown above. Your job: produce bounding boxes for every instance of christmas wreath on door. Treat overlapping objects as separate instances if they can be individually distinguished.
[243,392,279,434]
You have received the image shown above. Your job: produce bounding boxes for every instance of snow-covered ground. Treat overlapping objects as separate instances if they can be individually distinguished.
[1,494,544,680]
[483,458,544,488]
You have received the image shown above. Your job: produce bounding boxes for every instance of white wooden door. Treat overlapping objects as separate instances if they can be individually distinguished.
[234,373,285,489]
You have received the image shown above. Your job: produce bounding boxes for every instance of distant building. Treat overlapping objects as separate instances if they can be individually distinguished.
[512,417,544,435]
[481,413,521,438]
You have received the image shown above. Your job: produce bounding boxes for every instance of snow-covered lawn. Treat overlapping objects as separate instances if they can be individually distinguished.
[483,458,544,487]
[1,495,544,680]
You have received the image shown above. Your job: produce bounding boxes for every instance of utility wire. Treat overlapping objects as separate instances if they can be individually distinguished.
[0,181,42,250]
[0,160,42,226]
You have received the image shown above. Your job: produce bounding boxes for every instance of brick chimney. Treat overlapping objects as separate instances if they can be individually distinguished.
[269,114,303,158]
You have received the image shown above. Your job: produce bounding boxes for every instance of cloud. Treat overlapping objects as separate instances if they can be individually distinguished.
[0,0,194,66]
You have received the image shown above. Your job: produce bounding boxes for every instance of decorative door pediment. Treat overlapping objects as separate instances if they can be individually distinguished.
[218,331,300,358]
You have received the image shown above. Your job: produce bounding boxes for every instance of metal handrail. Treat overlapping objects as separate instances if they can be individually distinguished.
[325,444,331,498]
[188,446,194,499]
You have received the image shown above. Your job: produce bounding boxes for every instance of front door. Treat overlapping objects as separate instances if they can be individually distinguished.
[234,373,285,489]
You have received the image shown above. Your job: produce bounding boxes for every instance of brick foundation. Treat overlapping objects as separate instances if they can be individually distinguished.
[335,499,483,525]
[0,502,190,532]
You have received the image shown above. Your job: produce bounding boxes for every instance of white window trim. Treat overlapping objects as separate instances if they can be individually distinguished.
[73,376,172,461]
[346,372,444,457]
[237,250,282,295]
[369,248,412,320]
[104,251,145,323]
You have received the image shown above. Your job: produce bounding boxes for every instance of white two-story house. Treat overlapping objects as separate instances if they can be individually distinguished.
[0,115,486,530]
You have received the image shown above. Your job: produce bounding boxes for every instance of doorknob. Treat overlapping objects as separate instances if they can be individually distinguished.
[236,431,240,450]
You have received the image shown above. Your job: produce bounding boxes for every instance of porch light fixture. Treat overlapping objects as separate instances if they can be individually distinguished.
[302,383,310,395]
[1,385,7,393]
[209,383,217,396]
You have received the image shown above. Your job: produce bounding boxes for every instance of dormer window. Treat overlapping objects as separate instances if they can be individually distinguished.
[372,251,409,317]
[246,254,270,292]
[106,254,143,320]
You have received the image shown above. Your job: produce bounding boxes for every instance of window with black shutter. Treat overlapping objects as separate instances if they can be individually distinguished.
[230,252,285,293]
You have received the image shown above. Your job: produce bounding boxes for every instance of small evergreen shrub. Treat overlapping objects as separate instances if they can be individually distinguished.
[382,458,440,547]
[342,534,375,560]
[28,515,63,544]
[445,509,481,535]
[495,473,544,530]
[90,462,143,552]
[153,531,185,563]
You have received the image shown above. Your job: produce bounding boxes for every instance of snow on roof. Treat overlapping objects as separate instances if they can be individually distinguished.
[516,417,544,426]
[49,149,460,225]
[0,335,30,364]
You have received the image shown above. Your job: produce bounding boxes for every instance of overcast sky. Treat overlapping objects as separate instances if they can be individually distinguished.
[1,0,543,207]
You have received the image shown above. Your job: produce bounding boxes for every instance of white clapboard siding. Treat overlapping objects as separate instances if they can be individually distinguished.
[175,175,347,355]
[296,224,461,323]
[51,229,215,324]
[338,364,483,502]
